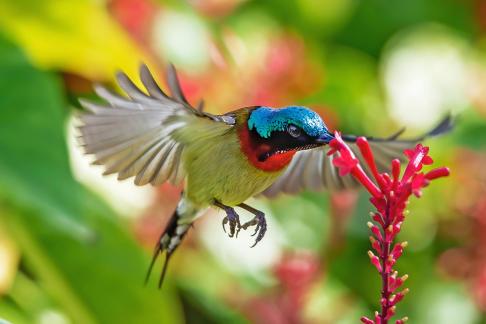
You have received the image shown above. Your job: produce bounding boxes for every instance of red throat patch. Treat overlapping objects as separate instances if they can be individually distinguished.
[238,125,296,172]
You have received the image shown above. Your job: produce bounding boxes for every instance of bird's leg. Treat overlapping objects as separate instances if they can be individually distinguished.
[214,201,241,238]
[237,203,267,248]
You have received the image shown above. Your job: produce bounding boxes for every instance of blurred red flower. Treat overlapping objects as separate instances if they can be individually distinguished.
[242,252,320,324]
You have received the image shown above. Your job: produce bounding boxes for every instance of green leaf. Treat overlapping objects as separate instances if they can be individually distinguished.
[0,36,183,324]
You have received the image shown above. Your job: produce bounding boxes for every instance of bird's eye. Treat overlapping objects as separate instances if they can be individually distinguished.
[287,124,301,138]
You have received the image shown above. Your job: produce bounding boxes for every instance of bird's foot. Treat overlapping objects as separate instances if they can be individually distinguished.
[214,201,241,238]
[222,210,241,238]
[241,212,267,248]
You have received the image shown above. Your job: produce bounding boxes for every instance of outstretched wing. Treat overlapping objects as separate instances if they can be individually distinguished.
[261,116,453,198]
[77,64,234,186]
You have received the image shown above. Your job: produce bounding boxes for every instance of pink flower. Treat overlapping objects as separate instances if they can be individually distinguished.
[329,131,449,324]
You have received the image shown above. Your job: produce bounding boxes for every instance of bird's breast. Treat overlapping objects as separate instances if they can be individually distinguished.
[182,128,287,207]
[237,124,296,172]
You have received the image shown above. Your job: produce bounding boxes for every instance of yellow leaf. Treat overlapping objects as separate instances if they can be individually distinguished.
[0,0,152,82]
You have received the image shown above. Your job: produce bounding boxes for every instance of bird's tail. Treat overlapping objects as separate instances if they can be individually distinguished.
[145,196,203,288]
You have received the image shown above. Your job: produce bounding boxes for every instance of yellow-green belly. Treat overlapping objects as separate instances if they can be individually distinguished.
[182,131,285,207]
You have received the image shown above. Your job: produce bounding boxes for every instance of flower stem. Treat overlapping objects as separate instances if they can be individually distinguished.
[380,203,392,323]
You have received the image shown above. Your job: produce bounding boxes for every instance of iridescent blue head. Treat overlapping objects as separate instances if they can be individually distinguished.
[249,105,333,141]
[246,106,334,161]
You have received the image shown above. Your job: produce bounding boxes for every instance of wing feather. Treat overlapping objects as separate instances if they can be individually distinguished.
[261,117,452,198]
[77,64,232,186]
[150,142,178,185]
[134,140,173,185]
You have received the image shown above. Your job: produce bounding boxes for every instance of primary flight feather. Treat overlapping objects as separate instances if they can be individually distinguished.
[77,64,452,287]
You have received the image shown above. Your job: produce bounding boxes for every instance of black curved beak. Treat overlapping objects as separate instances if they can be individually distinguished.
[314,130,334,145]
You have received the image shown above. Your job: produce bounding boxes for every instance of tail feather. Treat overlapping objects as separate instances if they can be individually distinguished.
[144,212,177,286]
[145,197,201,288]
[341,114,454,144]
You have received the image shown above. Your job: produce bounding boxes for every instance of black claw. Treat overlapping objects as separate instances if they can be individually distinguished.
[252,220,267,248]
[251,224,260,237]
[219,207,241,238]
[222,217,228,233]
[251,226,260,236]
[240,213,266,247]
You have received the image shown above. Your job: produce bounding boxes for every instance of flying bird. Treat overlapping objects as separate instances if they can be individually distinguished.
[76,64,452,287]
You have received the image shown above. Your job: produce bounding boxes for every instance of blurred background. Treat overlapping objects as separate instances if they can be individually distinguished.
[0,0,485,323]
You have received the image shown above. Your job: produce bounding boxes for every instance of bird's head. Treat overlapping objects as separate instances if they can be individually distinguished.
[238,106,334,172]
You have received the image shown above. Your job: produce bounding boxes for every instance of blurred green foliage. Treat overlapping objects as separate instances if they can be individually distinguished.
[0,36,182,323]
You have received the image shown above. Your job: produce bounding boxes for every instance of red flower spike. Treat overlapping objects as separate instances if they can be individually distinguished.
[368,251,383,272]
[385,255,396,273]
[327,135,343,156]
[381,298,388,307]
[403,149,414,160]
[382,173,392,186]
[390,274,408,291]
[368,222,384,241]
[388,276,396,291]
[401,144,431,182]
[370,236,382,254]
[352,166,383,199]
[370,197,387,213]
[391,243,404,260]
[361,317,375,324]
[375,311,382,324]
[372,213,385,227]
[356,137,387,189]
[422,155,433,165]
[411,173,428,197]
[386,306,396,320]
[330,131,383,198]
[425,167,450,180]
[333,156,358,176]
[327,136,449,323]
[392,159,401,183]
[390,288,409,306]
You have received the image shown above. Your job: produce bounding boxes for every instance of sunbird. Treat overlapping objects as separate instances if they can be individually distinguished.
[77,64,452,286]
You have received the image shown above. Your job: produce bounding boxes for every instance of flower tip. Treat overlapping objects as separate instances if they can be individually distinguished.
[401,241,408,248]
[401,274,409,281]
[367,221,374,228]
[425,167,450,180]
[360,317,374,324]
[402,288,410,295]
[356,136,368,145]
